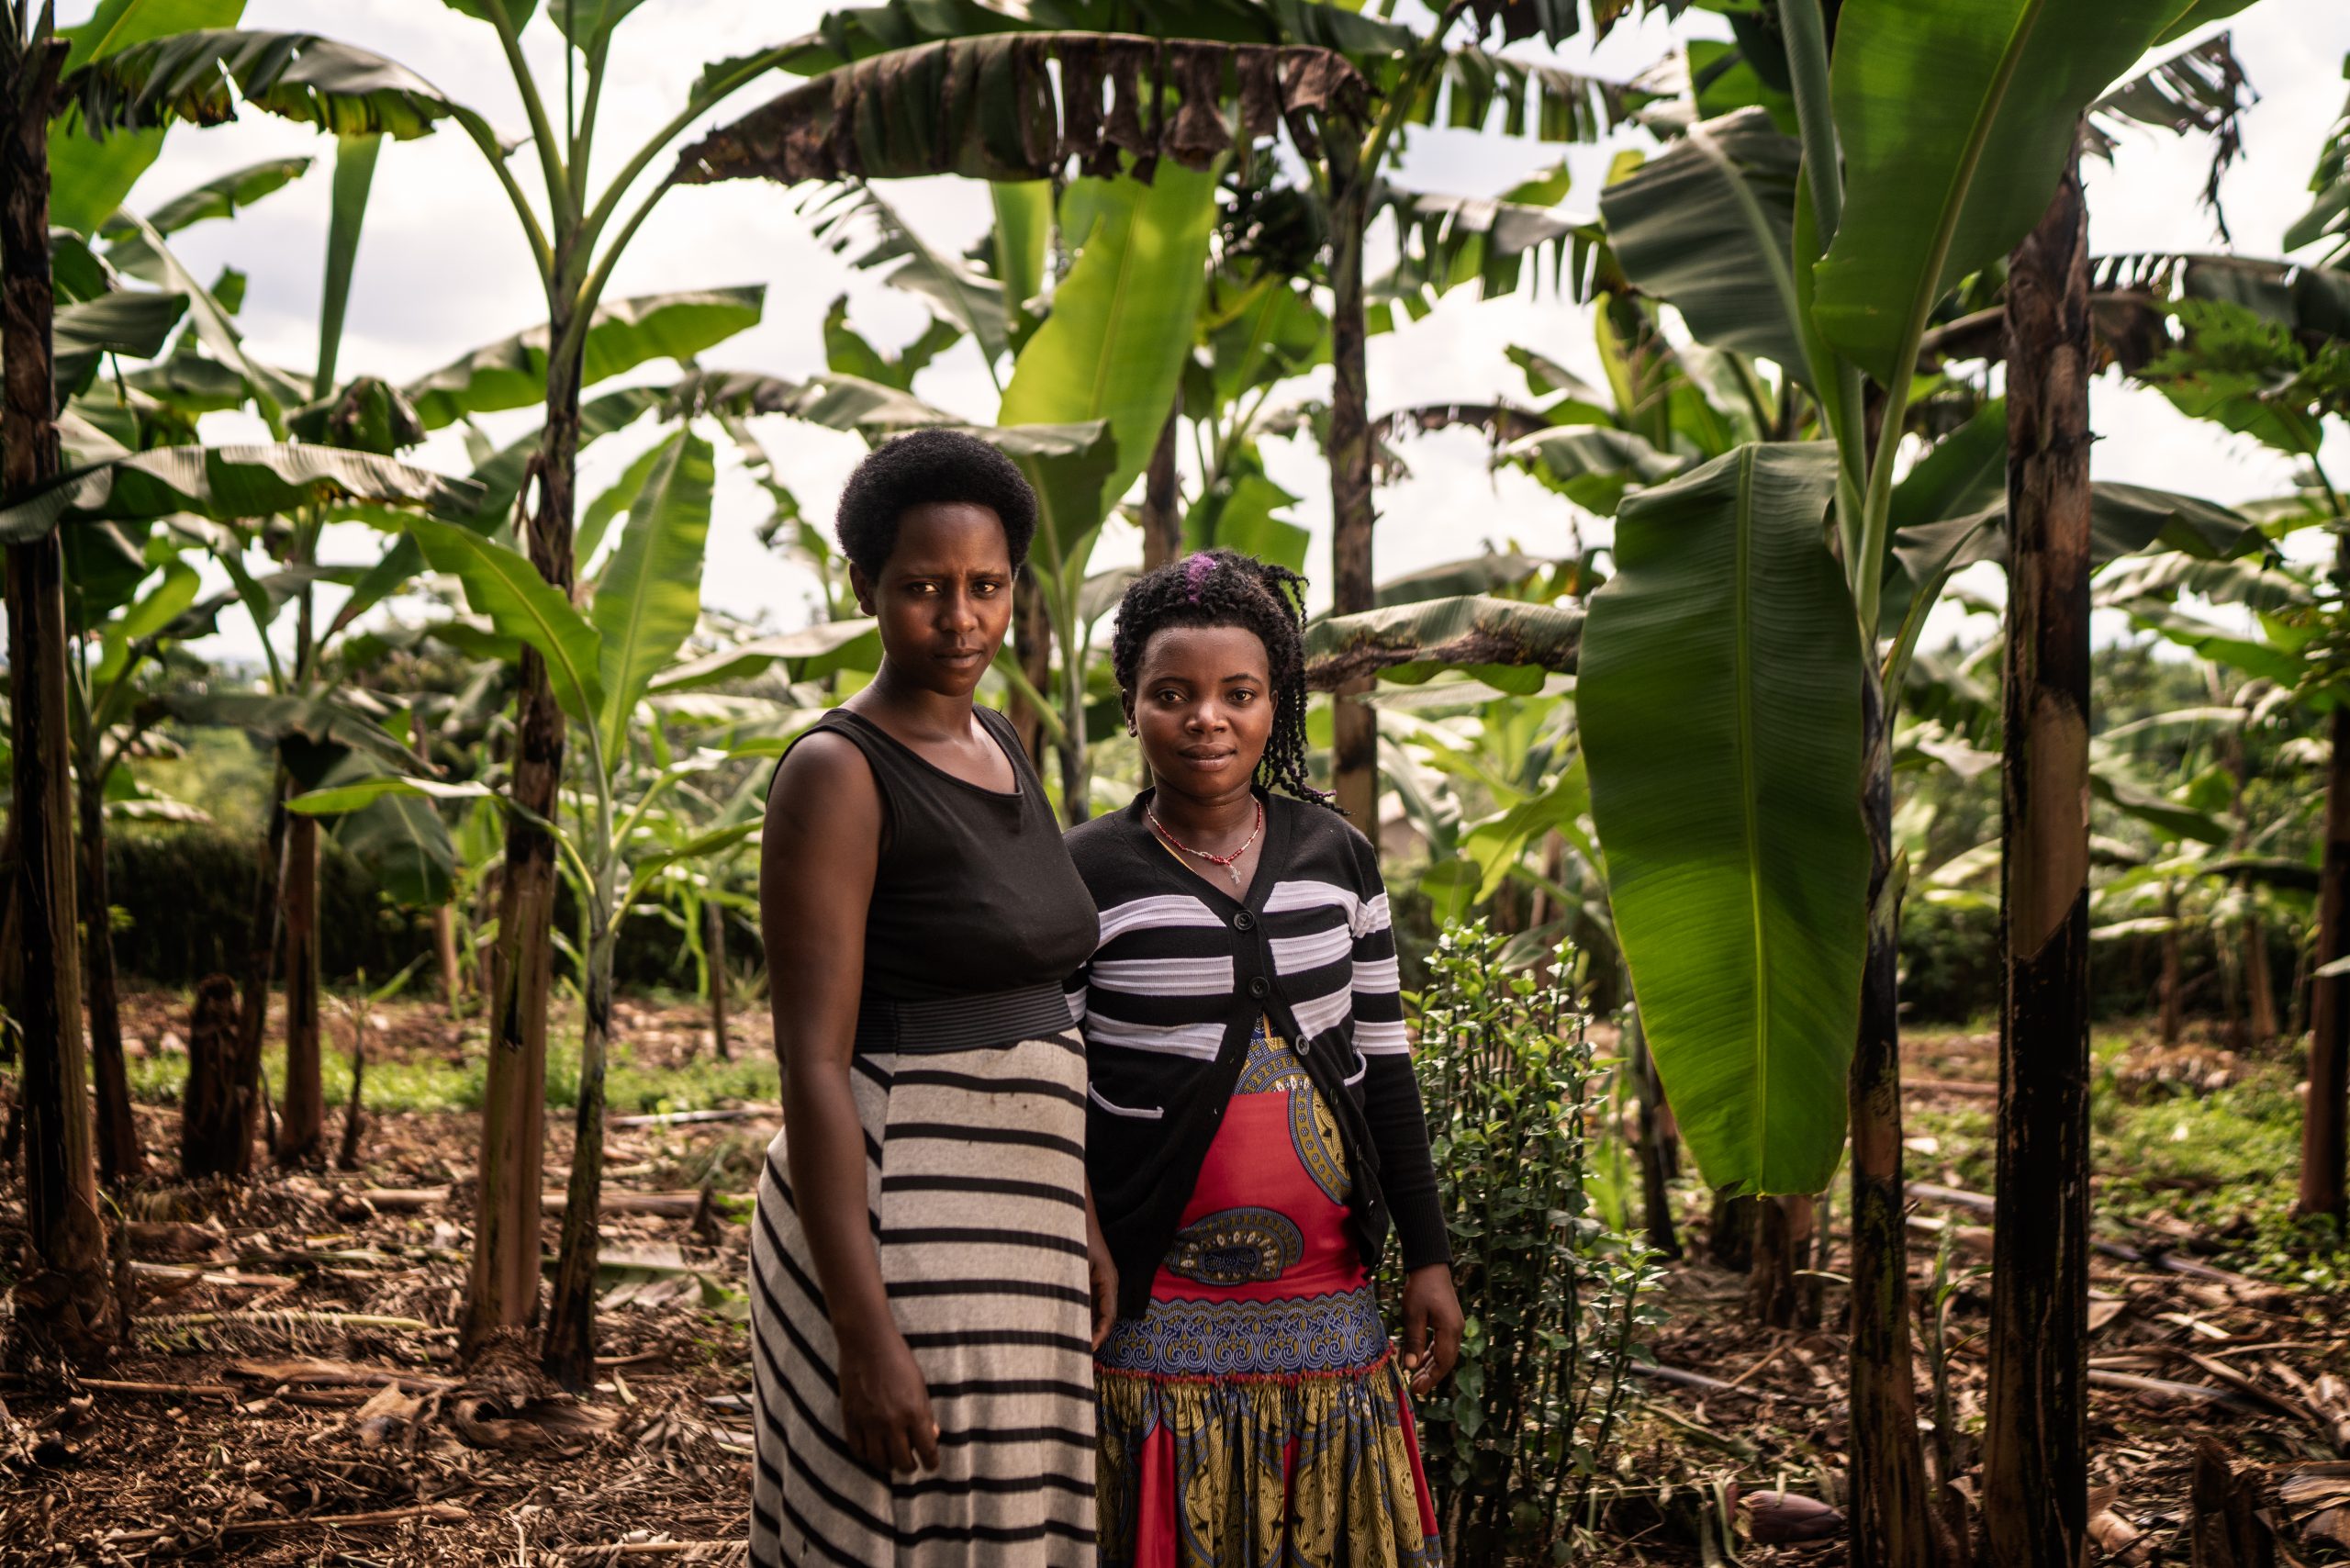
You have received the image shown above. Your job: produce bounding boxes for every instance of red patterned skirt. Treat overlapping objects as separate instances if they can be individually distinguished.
[1094,1021,1442,1568]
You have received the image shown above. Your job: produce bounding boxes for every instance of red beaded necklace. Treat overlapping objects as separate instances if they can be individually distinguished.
[1147,798,1263,892]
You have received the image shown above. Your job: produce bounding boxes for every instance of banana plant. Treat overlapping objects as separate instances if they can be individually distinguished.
[0,0,265,1356]
[73,135,693,1173]
[14,139,482,1183]
[287,421,752,1396]
[1566,4,2274,1560]
[66,2,813,1377]
[1572,0,2278,1222]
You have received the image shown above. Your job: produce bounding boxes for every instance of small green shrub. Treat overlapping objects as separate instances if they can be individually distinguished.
[1400,924,1664,1565]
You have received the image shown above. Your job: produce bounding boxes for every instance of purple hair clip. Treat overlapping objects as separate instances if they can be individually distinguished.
[1182,551,1216,603]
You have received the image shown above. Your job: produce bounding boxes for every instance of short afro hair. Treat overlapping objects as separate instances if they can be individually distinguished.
[834,428,1039,578]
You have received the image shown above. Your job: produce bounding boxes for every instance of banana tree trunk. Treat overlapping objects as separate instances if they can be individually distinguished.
[1011,576,1054,767]
[543,915,615,1388]
[1985,147,2094,1568]
[1848,672,1937,1568]
[1628,1006,1681,1260]
[461,353,580,1354]
[1140,405,1181,572]
[1707,1189,1758,1272]
[1746,1193,1809,1327]
[275,814,324,1166]
[1327,143,1377,829]
[1058,615,1091,825]
[335,1005,365,1172]
[706,897,731,1062]
[2160,881,2185,1047]
[2300,526,2350,1226]
[434,903,461,1016]
[2243,907,2277,1047]
[181,973,243,1177]
[229,771,292,1176]
[4,25,118,1356]
[74,741,141,1186]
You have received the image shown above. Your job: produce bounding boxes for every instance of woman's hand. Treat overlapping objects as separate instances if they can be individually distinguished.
[837,1320,939,1474]
[1084,1186,1119,1350]
[1399,1264,1463,1397]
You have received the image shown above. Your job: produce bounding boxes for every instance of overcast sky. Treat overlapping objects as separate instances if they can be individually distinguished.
[50,0,2350,666]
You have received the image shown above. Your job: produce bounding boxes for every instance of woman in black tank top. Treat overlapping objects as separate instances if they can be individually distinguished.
[750,431,1108,1567]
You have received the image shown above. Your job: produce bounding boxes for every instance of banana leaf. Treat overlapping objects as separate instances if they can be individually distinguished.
[99,151,310,277]
[53,288,188,394]
[0,442,479,542]
[650,622,882,693]
[1001,166,1220,554]
[319,752,458,908]
[167,690,431,778]
[404,287,766,429]
[48,0,249,237]
[1500,425,1684,517]
[1813,0,2217,383]
[674,33,1365,187]
[398,518,605,733]
[1578,442,1863,1196]
[591,431,716,758]
[62,28,462,141]
[1598,106,1808,385]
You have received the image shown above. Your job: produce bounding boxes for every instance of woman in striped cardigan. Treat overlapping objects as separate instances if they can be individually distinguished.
[1066,549,1462,1568]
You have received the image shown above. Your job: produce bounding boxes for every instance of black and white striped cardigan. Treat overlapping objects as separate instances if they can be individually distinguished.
[1064,788,1450,1318]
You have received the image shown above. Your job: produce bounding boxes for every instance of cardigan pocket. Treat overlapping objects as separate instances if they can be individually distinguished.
[1088,1083,1166,1120]
[1341,1047,1369,1089]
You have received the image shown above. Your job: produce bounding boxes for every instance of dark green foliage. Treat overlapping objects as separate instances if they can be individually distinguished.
[105,823,741,992]
[1896,894,2300,1026]
[106,824,431,985]
[1397,924,1662,1563]
[1896,896,2001,1025]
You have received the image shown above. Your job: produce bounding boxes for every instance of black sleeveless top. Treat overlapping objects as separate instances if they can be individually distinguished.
[791,706,1097,1012]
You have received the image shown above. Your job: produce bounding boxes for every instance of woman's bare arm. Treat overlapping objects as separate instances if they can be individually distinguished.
[761,733,937,1473]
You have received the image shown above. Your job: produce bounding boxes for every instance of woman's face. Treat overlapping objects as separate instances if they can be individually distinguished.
[1130,624,1275,806]
[851,502,1015,699]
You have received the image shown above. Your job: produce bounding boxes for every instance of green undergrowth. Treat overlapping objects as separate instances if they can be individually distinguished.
[101,1028,774,1121]
[1900,1025,2344,1290]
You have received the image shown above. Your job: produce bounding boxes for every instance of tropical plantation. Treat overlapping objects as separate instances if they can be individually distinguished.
[0,0,2347,1562]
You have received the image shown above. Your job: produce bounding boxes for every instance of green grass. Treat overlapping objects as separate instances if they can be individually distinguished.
[108,1031,775,1119]
[1897,1025,2344,1288]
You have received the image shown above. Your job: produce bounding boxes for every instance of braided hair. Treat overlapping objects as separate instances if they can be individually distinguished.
[1111,549,1337,810]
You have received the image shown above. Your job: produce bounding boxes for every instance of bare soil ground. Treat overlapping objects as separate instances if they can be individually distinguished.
[0,993,2344,1564]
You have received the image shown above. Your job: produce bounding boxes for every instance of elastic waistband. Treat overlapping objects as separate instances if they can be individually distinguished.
[853,981,1075,1056]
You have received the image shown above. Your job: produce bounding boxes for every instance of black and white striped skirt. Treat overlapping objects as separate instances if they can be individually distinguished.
[749,1030,1098,1566]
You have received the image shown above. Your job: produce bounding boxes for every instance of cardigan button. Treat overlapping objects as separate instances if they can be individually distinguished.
[1248,977,1269,999]
[1233,911,1256,932]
